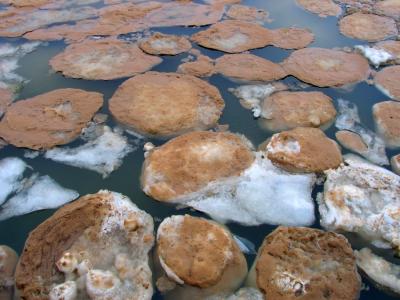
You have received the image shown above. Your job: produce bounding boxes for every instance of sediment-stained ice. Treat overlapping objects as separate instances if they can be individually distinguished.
[335,99,389,165]
[45,126,135,178]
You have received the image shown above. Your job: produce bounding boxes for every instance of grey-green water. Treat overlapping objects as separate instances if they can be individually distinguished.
[0,0,399,299]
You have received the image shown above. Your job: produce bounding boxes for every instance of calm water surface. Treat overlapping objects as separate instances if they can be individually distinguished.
[0,0,398,299]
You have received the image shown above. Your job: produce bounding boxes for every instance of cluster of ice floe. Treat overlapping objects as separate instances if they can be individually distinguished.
[335,99,389,165]
[0,157,78,221]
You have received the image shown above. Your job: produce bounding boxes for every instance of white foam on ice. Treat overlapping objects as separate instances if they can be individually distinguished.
[0,175,78,221]
[335,99,388,165]
[355,248,400,295]
[213,32,249,52]
[150,38,178,51]
[0,157,27,205]
[183,152,316,226]
[229,84,277,118]
[318,154,400,249]
[355,45,393,68]
[45,126,135,178]
[267,138,301,154]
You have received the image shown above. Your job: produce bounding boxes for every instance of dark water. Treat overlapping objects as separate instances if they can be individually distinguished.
[0,0,399,299]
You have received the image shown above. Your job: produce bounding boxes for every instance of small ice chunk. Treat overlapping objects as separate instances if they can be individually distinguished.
[45,126,135,178]
[355,248,400,296]
[0,157,27,205]
[229,84,278,118]
[185,153,316,226]
[233,235,256,255]
[355,45,393,68]
[0,175,78,221]
[49,281,78,300]
[335,99,388,165]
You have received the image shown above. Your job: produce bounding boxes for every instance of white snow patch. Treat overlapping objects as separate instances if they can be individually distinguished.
[45,126,135,178]
[355,45,393,68]
[182,152,316,226]
[229,84,277,118]
[355,248,400,295]
[335,99,388,165]
[267,138,300,154]
[0,157,27,205]
[213,32,248,52]
[150,39,178,50]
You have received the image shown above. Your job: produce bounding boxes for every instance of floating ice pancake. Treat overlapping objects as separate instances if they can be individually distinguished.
[318,154,400,250]
[45,126,135,178]
[215,54,287,82]
[109,72,224,138]
[139,33,192,55]
[191,20,273,53]
[247,226,361,300]
[0,6,97,37]
[15,190,154,300]
[295,0,342,17]
[335,99,389,165]
[0,88,12,117]
[374,65,400,100]
[0,245,18,299]
[265,127,342,173]
[50,38,162,80]
[142,131,316,226]
[392,154,400,174]
[225,4,269,23]
[0,88,103,150]
[260,91,337,132]
[355,248,400,296]
[339,13,398,42]
[155,215,247,299]
[282,48,370,87]
[177,54,215,77]
[269,27,314,50]
[374,0,400,20]
[373,101,400,148]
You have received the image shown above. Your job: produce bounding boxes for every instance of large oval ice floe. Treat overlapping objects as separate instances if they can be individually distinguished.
[139,32,192,55]
[191,20,314,53]
[0,88,103,150]
[247,226,361,300]
[265,127,343,173]
[355,248,400,297]
[155,215,247,299]
[282,48,370,87]
[373,101,400,148]
[214,53,287,82]
[141,131,316,226]
[339,12,398,42]
[109,72,224,138]
[15,190,154,300]
[0,245,18,299]
[374,65,400,100]
[318,154,400,251]
[259,91,337,132]
[295,0,342,17]
[50,38,162,80]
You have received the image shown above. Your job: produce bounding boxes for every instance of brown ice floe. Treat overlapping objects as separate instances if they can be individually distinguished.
[339,12,398,42]
[373,101,400,148]
[0,87,12,118]
[265,127,342,173]
[225,4,269,23]
[24,1,224,43]
[282,47,370,87]
[155,215,247,299]
[15,190,154,300]
[260,91,337,132]
[336,130,369,154]
[50,38,162,80]
[295,0,342,17]
[141,131,254,201]
[0,88,103,150]
[0,5,98,37]
[392,153,400,174]
[318,154,400,251]
[246,226,361,300]
[374,0,400,20]
[109,72,224,138]
[191,20,314,53]
[374,65,400,100]
[139,32,192,55]
[215,53,287,82]
[177,54,215,77]
[0,245,18,299]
